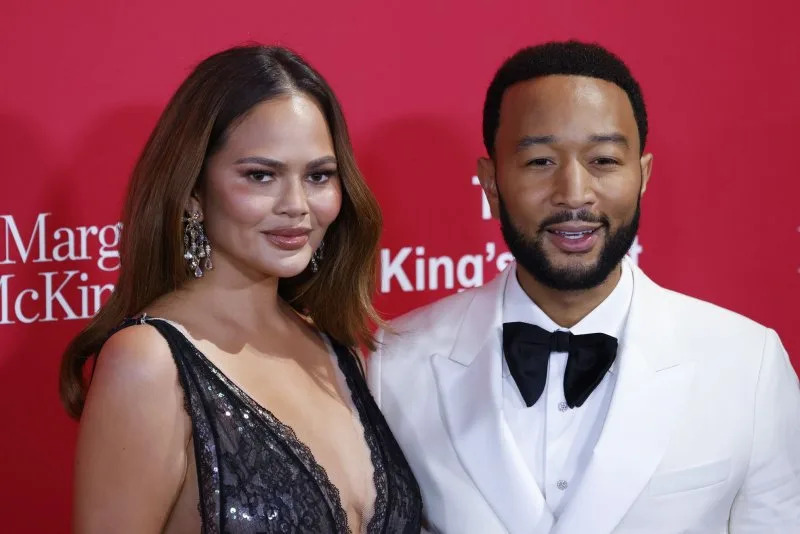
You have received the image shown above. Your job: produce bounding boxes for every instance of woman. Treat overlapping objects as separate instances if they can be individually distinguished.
[60,45,422,533]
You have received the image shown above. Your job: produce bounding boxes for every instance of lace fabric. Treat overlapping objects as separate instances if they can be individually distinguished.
[110,316,422,534]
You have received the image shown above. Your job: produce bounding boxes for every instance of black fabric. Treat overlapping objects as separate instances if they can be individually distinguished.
[110,316,422,534]
[502,321,618,409]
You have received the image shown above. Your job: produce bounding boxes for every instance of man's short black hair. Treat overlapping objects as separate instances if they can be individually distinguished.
[482,40,647,156]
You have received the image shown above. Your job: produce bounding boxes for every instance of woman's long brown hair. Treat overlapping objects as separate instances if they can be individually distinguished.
[60,45,383,419]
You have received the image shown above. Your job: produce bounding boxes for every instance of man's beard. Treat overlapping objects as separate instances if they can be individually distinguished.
[499,196,640,291]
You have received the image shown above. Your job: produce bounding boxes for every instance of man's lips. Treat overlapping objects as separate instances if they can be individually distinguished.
[545,222,603,234]
[544,224,602,253]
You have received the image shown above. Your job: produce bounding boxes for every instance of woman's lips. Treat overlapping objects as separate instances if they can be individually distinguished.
[263,229,311,250]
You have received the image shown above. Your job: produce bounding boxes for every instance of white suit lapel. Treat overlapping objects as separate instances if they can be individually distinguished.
[552,260,696,534]
[432,267,554,534]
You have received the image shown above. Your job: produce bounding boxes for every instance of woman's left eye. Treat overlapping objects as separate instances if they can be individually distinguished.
[308,170,337,183]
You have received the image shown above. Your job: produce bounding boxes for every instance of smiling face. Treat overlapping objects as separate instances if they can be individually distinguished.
[190,92,342,281]
[479,74,653,290]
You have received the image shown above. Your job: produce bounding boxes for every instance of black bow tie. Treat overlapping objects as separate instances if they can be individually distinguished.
[502,322,618,409]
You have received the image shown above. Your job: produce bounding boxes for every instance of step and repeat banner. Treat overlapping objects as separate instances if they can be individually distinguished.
[1,0,798,530]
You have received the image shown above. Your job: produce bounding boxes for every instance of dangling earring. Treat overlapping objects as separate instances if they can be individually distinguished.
[183,211,212,278]
[310,240,324,273]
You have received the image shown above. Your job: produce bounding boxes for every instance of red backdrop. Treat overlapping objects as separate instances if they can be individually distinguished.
[1,1,798,530]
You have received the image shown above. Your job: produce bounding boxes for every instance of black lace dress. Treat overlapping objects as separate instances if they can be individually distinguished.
[111,316,422,533]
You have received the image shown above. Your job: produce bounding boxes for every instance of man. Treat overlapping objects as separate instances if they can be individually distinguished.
[368,41,800,533]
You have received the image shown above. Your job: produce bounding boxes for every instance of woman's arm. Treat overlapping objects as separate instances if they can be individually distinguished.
[73,324,191,533]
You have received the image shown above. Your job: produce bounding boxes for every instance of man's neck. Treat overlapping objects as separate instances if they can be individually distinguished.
[516,264,623,328]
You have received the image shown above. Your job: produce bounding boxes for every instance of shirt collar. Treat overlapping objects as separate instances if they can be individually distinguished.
[501,260,634,375]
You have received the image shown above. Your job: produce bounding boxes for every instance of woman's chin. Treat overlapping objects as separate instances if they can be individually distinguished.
[261,259,312,279]
[213,255,312,280]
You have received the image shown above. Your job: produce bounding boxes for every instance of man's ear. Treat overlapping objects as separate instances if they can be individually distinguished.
[477,157,500,219]
[639,152,653,196]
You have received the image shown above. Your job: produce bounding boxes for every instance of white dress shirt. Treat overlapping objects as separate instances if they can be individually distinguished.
[501,262,634,517]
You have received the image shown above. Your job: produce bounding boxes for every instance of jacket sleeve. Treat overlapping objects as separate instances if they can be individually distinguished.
[730,328,800,532]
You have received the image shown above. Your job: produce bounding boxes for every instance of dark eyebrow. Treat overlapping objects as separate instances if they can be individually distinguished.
[233,156,337,170]
[515,133,631,152]
[234,156,287,172]
[589,133,629,148]
[306,156,337,169]
[515,135,557,152]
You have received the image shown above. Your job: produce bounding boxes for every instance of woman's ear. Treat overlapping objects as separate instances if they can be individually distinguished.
[185,190,203,220]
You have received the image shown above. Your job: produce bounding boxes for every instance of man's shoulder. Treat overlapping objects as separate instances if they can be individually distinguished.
[657,283,763,329]
[376,286,481,359]
[639,270,771,352]
[391,287,478,330]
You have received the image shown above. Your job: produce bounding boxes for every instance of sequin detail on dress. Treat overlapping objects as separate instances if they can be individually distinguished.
[109,317,422,534]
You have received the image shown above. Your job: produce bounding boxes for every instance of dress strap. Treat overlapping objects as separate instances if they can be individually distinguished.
[97,313,193,381]
[106,312,151,337]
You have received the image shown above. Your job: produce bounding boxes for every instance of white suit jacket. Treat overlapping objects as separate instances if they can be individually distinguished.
[368,260,800,534]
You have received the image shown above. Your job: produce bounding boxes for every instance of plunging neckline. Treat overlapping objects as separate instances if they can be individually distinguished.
[142,315,384,534]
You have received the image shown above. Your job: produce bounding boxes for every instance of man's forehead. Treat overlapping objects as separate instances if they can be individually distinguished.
[497,74,639,146]
[502,74,631,110]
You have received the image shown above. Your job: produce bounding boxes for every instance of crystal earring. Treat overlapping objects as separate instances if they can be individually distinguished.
[310,240,324,273]
[183,211,212,278]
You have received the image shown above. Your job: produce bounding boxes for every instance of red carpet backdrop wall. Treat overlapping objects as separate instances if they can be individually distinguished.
[1,0,798,530]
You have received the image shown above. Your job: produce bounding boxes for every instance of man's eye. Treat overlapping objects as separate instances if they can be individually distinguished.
[593,157,620,166]
[527,158,554,167]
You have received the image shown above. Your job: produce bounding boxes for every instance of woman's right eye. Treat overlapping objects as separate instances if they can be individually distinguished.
[247,170,274,183]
